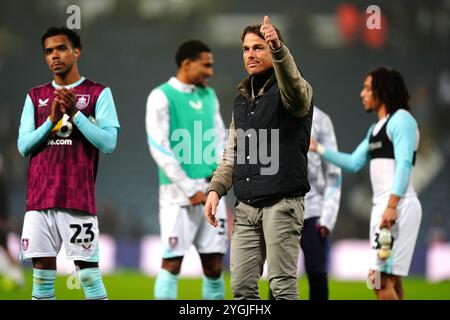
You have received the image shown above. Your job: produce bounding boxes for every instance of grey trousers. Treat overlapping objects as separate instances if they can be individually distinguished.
[230,197,304,300]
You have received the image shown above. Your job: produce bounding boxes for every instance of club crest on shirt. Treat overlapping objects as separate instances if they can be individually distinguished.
[38,98,49,107]
[168,236,178,249]
[76,94,90,110]
[189,100,202,110]
[21,238,29,251]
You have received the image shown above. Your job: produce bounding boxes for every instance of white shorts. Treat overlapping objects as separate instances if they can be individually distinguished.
[21,209,100,262]
[159,198,228,259]
[369,197,422,276]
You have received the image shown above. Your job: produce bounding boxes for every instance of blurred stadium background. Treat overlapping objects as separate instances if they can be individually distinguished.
[1,0,449,299]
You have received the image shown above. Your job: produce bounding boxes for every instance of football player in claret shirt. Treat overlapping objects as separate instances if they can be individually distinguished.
[17,26,120,300]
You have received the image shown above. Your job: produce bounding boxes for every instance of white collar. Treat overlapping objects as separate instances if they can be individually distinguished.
[168,77,197,93]
[372,115,390,135]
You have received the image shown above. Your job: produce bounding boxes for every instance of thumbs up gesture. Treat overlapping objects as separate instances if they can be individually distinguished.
[260,15,281,50]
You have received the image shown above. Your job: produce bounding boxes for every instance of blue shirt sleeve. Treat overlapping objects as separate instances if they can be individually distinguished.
[387,110,418,197]
[322,125,373,173]
[95,87,120,130]
[72,87,120,154]
[17,94,55,157]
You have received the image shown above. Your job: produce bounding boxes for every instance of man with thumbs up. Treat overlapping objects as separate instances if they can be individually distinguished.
[205,16,313,299]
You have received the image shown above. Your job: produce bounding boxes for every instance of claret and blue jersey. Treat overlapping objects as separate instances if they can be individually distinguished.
[17,76,120,215]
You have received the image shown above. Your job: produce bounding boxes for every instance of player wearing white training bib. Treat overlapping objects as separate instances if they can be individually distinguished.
[311,67,422,300]
[145,40,228,300]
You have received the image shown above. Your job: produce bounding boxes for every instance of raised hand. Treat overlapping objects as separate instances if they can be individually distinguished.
[260,15,281,50]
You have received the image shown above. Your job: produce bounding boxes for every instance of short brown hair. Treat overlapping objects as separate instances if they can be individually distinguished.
[240,24,284,43]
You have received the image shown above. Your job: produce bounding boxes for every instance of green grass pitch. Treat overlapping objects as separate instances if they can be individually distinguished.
[1,269,449,300]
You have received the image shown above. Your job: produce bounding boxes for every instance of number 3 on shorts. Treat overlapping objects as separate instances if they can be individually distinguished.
[70,223,95,244]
